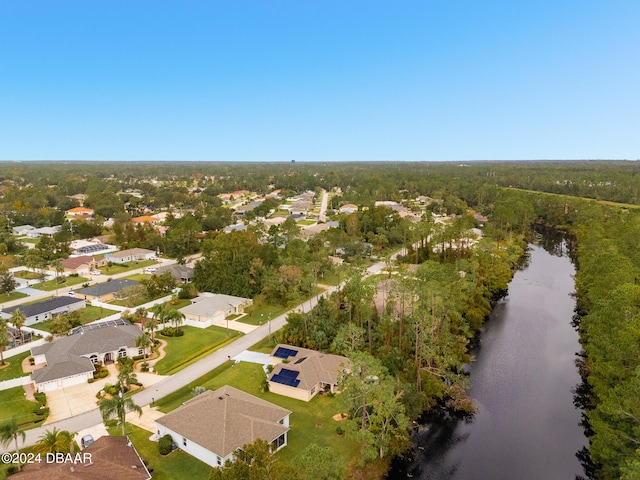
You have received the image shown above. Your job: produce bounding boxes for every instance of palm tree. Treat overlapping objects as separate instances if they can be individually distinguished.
[166,308,185,333]
[52,259,64,296]
[0,319,9,366]
[144,318,158,342]
[99,391,143,437]
[32,427,73,454]
[0,417,26,471]
[133,307,147,324]
[117,363,138,393]
[150,302,169,328]
[10,309,26,346]
[135,333,152,360]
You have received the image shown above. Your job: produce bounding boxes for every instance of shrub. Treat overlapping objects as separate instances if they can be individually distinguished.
[132,354,144,361]
[88,378,95,384]
[174,329,184,337]
[34,392,46,405]
[159,434,173,455]
[336,426,344,436]
[99,370,108,378]
[159,328,174,337]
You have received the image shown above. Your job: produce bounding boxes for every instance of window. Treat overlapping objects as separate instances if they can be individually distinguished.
[138,349,143,355]
[271,433,286,451]
[182,437,187,447]
[217,456,222,466]
[118,348,127,358]
[89,355,98,364]
[310,386,316,396]
[35,316,39,322]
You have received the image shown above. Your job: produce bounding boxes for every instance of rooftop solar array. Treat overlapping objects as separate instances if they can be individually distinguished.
[76,244,109,254]
[271,368,301,387]
[273,347,298,359]
[71,318,131,335]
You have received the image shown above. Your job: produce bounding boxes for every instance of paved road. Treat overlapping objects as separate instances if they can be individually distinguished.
[1,253,398,452]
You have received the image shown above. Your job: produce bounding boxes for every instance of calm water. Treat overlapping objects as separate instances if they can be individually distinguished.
[392,242,588,479]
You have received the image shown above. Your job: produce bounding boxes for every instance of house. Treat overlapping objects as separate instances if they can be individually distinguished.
[30,322,143,392]
[222,224,247,234]
[105,248,155,264]
[11,225,36,236]
[73,279,139,302]
[267,344,350,402]
[131,215,159,224]
[1,296,86,326]
[179,293,252,328]
[53,255,107,276]
[155,386,290,468]
[155,264,194,284]
[26,226,62,238]
[12,435,151,480]
[339,204,358,214]
[65,206,95,217]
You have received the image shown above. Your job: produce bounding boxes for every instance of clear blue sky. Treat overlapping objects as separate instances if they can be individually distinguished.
[1,1,639,161]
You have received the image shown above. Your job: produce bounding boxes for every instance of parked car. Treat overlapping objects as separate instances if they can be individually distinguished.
[145,267,157,273]
[90,270,101,275]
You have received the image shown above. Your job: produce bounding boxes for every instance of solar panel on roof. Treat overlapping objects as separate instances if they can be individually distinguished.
[271,374,301,388]
[278,368,300,379]
[273,347,298,359]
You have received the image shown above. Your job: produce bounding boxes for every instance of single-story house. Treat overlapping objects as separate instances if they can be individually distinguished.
[30,323,143,392]
[12,225,36,236]
[339,204,358,214]
[65,206,95,217]
[73,279,139,302]
[105,248,155,264]
[131,215,159,225]
[267,344,350,402]
[179,293,252,328]
[26,225,62,238]
[12,435,151,480]
[155,264,194,284]
[52,255,107,276]
[1,296,86,326]
[222,224,247,234]
[155,386,290,468]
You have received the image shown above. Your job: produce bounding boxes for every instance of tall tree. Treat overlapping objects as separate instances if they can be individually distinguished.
[99,391,142,437]
[32,428,73,454]
[0,417,26,471]
[9,309,26,346]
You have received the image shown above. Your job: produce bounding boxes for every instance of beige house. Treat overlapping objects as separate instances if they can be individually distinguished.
[106,248,155,264]
[155,386,290,468]
[53,255,107,275]
[267,344,350,402]
[179,293,252,328]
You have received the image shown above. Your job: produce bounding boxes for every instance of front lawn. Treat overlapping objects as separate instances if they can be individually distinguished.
[34,305,120,333]
[34,275,88,291]
[0,351,29,381]
[152,326,241,375]
[0,291,28,303]
[100,260,158,275]
[109,425,211,480]
[13,271,42,280]
[154,361,359,468]
[0,387,48,429]
[239,304,288,326]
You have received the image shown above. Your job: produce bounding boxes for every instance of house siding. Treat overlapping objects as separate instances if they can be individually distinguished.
[156,425,231,468]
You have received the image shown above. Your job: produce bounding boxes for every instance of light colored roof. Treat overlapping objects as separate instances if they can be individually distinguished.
[131,215,158,223]
[180,294,249,317]
[66,207,94,214]
[109,248,154,259]
[268,344,350,391]
[155,264,194,280]
[156,386,290,457]
[31,324,142,383]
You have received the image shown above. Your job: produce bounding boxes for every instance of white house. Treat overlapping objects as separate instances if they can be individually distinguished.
[1,296,86,326]
[30,322,143,392]
[179,293,252,328]
[155,386,290,468]
[105,248,156,264]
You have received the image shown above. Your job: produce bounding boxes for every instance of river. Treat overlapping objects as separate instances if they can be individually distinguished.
[390,239,588,479]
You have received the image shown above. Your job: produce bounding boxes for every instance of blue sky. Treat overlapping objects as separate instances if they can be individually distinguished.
[1,1,639,161]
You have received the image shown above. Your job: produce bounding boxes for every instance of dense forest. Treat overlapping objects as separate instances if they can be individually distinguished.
[0,160,638,478]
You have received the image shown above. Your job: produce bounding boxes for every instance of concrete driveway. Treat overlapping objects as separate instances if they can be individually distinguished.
[44,365,167,424]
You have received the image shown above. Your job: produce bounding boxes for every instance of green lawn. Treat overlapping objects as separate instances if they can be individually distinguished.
[240,304,289,326]
[107,425,211,480]
[34,275,88,291]
[153,326,241,375]
[0,291,28,303]
[296,219,317,226]
[100,260,158,275]
[155,361,359,467]
[34,305,120,333]
[122,273,151,282]
[0,352,29,381]
[0,387,48,429]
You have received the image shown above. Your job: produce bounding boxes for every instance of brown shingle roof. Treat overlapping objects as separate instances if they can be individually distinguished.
[156,386,290,457]
[11,436,150,480]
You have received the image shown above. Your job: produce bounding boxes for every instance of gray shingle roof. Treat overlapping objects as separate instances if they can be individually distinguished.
[76,279,139,297]
[31,324,142,383]
[156,386,290,457]
[3,297,84,318]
